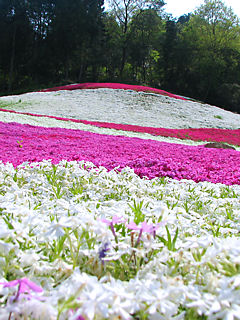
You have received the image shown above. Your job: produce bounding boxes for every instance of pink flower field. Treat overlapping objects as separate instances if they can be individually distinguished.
[1,121,240,185]
[1,108,239,146]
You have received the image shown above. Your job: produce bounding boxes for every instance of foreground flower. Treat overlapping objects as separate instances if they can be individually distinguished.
[101,215,126,242]
[126,221,160,246]
[98,243,110,264]
[0,277,43,301]
[0,160,240,319]
[126,221,159,234]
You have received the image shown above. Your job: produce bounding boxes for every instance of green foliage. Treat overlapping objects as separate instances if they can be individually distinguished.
[220,260,240,277]
[42,164,66,199]
[179,0,240,105]
[129,199,146,224]
[157,226,179,251]
[184,308,207,320]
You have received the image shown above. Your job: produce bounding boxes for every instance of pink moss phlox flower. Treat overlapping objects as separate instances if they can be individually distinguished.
[100,215,125,242]
[1,277,43,294]
[101,215,126,226]
[127,221,160,246]
[126,221,159,234]
[0,277,43,302]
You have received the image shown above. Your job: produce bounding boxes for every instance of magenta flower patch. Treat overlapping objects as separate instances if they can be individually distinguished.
[39,82,186,100]
[0,121,239,185]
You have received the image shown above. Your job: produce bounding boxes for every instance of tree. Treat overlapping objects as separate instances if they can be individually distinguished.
[102,12,122,80]
[24,0,56,85]
[180,0,240,102]
[0,0,33,92]
[26,0,55,41]
[162,18,178,89]
[49,0,104,82]
[128,8,163,83]
[108,0,165,77]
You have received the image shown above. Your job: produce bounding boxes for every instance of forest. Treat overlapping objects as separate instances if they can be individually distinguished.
[0,0,240,113]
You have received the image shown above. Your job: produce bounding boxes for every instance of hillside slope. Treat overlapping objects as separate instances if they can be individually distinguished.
[0,87,240,129]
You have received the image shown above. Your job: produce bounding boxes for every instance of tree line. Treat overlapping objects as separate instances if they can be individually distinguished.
[0,0,240,113]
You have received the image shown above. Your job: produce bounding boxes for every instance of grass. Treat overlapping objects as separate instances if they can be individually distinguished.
[0,99,32,110]
[214,115,223,120]
[0,99,22,109]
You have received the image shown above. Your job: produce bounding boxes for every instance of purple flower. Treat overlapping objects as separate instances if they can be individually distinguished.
[98,243,110,264]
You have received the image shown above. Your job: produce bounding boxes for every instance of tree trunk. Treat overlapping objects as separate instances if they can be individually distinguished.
[8,25,16,92]
[120,45,127,76]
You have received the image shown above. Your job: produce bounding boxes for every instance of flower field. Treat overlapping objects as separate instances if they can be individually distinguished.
[1,108,240,146]
[0,84,240,320]
[0,121,240,185]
